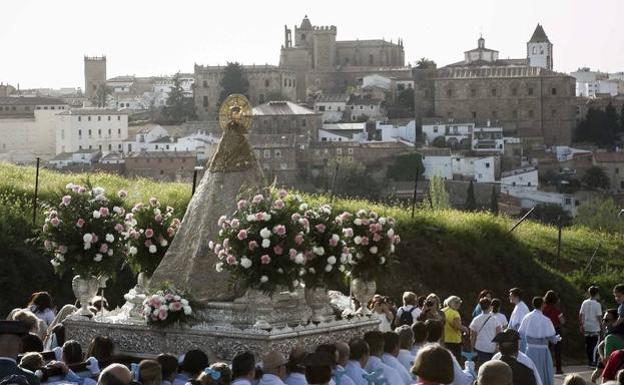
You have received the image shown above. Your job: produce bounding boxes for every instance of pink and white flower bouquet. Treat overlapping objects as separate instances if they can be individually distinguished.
[301,204,350,289]
[142,286,192,327]
[40,183,127,277]
[340,209,400,281]
[124,197,181,276]
[211,188,311,294]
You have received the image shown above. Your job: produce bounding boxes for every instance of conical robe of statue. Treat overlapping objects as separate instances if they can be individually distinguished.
[149,95,264,302]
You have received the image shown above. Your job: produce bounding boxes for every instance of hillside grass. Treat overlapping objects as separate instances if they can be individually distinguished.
[1,162,623,359]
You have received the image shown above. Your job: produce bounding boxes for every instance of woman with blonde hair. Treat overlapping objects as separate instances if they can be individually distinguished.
[442,296,468,363]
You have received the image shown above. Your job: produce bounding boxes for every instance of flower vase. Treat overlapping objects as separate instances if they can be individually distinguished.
[351,278,377,315]
[125,272,151,320]
[72,275,99,317]
[305,287,333,323]
[246,289,274,329]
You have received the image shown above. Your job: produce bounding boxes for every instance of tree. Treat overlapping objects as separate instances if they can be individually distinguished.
[574,104,619,146]
[329,158,381,200]
[582,166,610,190]
[217,62,249,108]
[531,203,572,227]
[428,176,450,210]
[92,85,112,108]
[465,180,477,211]
[396,89,414,112]
[575,198,624,233]
[619,104,624,134]
[432,136,447,148]
[386,152,425,182]
[415,58,436,69]
[164,72,195,122]
[489,186,499,215]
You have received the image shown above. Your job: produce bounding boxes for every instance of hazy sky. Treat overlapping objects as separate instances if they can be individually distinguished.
[1,0,622,89]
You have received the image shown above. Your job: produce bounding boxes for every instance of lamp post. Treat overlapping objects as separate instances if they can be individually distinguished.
[32,157,40,227]
[192,166,204,195]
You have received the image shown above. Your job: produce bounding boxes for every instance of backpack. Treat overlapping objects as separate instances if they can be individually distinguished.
[397,306,415,326]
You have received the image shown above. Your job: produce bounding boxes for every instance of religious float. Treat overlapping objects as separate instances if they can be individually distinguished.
[47,95,399,359]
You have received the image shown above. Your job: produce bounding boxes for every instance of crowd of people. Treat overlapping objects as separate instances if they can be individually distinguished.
[3,285,624,385]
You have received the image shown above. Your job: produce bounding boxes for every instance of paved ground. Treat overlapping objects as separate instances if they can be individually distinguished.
[555,366,594,384]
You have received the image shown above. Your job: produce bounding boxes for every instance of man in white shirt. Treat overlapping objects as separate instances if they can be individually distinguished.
[393,326,415,372]
[469,298,502,365]
[231,351,256,385]
[380,332,412,385]
[259,351,288,385]
[518,297,559,385]
[579,285,602,366]
[509,288,530,352]
[363,331,403,385]
[344,339,370,385]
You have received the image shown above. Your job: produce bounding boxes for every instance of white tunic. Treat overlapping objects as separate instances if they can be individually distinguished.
[519,310,556,340]
[259,374,286,385]
[396,350,414,372]
[509,301,530,330]
[344,360,369,385]
[365,356,403,385]
[381,353,411,385]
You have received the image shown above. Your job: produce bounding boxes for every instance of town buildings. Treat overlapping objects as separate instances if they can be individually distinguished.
[413,25,577,146]
[55,109,129,154]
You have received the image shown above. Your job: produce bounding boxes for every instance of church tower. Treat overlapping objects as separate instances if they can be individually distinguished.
[527,24,553,70]
[84,56,107,99]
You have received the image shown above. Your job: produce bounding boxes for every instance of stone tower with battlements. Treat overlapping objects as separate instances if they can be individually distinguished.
[84,56,107,100]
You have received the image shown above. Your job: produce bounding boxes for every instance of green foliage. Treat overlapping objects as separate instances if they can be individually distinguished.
[164,72,195,122]
[217,62,249,108]
[415,58,436,69]
[465,181,477,212]
[531,203,572,227]
[582,166,610,190]
[328,158,381,200]
[489,186,499,215]
[574,198,624,233]
[386,152,424,182]
[92,85,112,108]
[431,136,447,148]
[575,104,621,146]
[396,89,414,112]
[428,176,450,210]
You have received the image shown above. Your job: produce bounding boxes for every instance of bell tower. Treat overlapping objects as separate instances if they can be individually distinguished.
[527,24,553,70]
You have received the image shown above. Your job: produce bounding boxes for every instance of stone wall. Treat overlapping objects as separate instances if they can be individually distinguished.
[84,57,106,100]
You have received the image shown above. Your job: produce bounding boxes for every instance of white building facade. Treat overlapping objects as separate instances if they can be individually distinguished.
[56,109,129,154]
[500,167,539,193]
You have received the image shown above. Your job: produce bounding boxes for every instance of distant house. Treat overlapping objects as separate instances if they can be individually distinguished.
[501,167,538,193]
[48,149,101,169]
[125,151,197,181]
[314,94,349,123]
[346,96,384,121]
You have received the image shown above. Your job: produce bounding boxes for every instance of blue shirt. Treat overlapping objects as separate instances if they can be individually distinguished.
[618,303,624,318]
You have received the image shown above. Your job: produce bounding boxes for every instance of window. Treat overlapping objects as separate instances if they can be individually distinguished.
[302,119,306,127]
[433,126,438,133]
[472,111,477,119]
[79,145,83,150]
[528,87,534,96]
[511,88,518,96]
[88,116,91,121]
[117,116,121,121]
[108,129,111,136]
[203,80,208,88]
[98,145,102,150]
[43,106,47,110]
[527,181,532,186]
[88,145,92,149]
[551,87,557,95]
[360,106,363,110]
[616,168,620,174]
[532,47,537,54]
[336,148,343,155]
[274,150,282,158]
[108,116,111,121]
[565,198,571,205]
[155,145,159,150]
[78,129,82,136]
[78,116,82,122]
[485,162,490,168]
[118,144,122,150]
[264,150,271,158]
[318,105,326,111]
[491,88,497,97]
[264,80,270,87]
[88,129,92,137]
[117,128,121,136]
[348,148,354,155]
[203,96,209,107]
[98,116,101,121]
